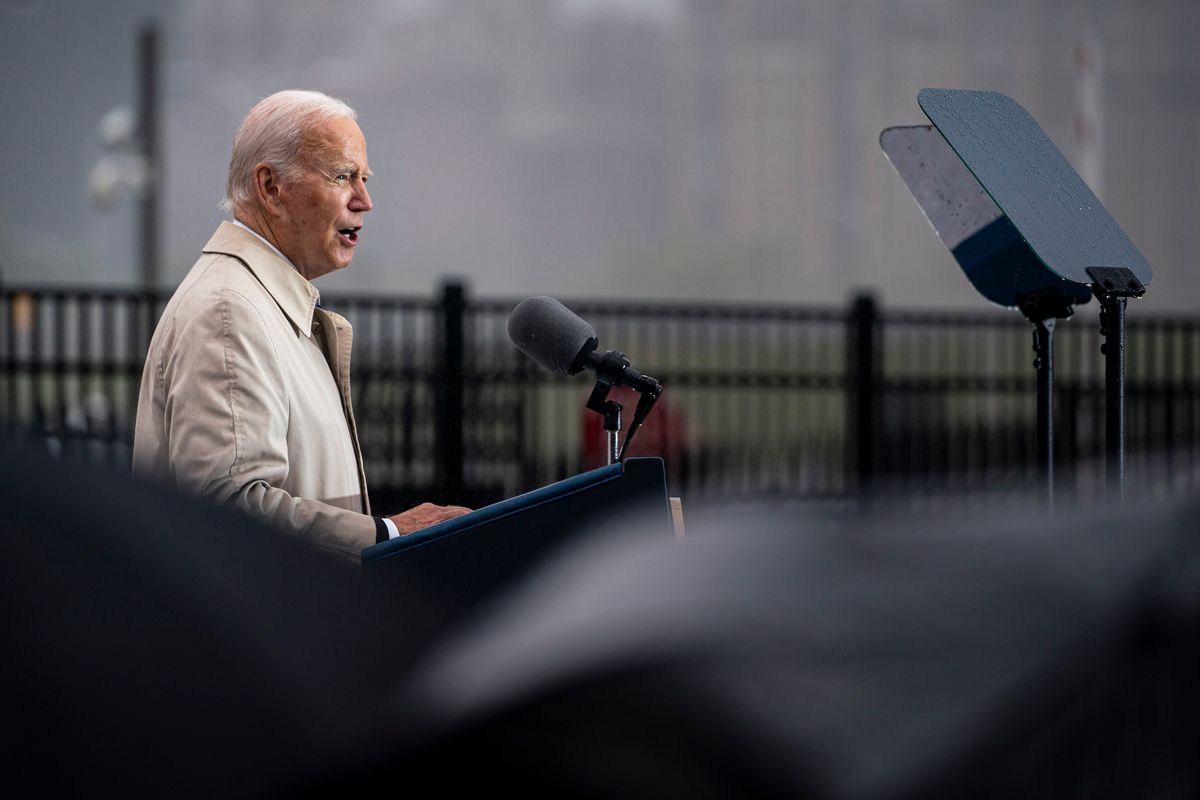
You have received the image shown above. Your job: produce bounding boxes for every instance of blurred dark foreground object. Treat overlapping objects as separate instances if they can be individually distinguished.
[345,499,1200,799]
[0,436,451,798]
[3,433,1199,798]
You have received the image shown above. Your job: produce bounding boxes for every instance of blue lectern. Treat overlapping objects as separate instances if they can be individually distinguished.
[362,457,673,613]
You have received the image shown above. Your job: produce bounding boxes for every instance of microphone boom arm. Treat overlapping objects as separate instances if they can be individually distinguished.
[582,349,663,464]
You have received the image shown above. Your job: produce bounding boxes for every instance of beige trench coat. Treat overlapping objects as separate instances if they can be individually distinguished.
[133,222,378,558]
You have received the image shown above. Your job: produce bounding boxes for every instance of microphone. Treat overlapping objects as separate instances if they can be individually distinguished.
[508,296,663,462]
[507,297,662,396]
[506,296,598,376]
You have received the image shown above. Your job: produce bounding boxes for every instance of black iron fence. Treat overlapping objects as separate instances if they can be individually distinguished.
[3,283,1199,508]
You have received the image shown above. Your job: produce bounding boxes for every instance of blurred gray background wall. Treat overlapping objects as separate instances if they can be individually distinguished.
[2,0,1197,311]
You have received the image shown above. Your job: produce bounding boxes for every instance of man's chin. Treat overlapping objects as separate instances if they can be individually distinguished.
[299,257,353,281]
[333,245,357,270]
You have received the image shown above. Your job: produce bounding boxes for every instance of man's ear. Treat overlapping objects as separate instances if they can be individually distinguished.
[253,163,283,217]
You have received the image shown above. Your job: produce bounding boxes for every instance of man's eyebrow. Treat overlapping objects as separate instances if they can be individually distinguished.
[329,162,373,178]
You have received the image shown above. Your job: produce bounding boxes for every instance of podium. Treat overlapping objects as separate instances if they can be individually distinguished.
[362,457,674,612]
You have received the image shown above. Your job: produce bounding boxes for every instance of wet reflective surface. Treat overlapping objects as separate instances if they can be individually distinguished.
[881,124,1092,309]
[917,88,1153,289]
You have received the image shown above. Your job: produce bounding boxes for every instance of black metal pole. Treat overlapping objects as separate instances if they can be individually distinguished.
[1100,295,1127,500]
[138,22,160,289]
[1085,267,1145,503]
[604,402,621,465]
[848,293,878,496]
[1031,318,1055,510]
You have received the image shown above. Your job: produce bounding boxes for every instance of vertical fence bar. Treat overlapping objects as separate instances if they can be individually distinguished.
[28,294,44,437]
[101,293,119,466]
[125,295,142,448]
[1184,323,1195,493]
[2,292,14,423]
[437,280,466,502]
[77,293,92,462]
[848,293,878,495]
[52,293,67,445]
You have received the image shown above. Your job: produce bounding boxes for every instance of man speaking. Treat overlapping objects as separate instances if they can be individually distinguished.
[134,90,468,560]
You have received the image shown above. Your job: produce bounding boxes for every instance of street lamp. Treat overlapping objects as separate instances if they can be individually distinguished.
[84,22,160,288]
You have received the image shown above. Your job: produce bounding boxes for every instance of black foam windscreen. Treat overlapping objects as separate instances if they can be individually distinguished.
[507,296,598,376]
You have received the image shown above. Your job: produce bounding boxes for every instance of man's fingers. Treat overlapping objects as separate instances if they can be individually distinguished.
[389,503,474,535]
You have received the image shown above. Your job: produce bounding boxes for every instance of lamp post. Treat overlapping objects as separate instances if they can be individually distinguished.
[86,20,160,289]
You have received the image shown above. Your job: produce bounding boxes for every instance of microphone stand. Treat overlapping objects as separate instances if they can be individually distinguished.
[583,349,663,465]
[586,382,623,465]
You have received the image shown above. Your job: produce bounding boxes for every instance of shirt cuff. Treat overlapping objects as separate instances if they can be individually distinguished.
[382,516,399,539]
[374,516,400,544]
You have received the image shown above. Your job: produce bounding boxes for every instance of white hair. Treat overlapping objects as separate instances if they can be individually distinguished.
[220,89,357,211]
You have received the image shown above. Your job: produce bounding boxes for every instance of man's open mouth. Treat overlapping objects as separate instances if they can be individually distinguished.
[338,227,361,245]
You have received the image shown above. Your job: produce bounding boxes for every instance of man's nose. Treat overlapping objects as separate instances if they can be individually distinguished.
[351,179,372,212]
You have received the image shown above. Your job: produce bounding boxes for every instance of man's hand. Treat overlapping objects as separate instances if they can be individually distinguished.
[388,502,472,535]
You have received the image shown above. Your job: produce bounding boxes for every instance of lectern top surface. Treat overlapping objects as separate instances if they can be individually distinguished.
[880,124,1092,309]
[918,88,1152,287]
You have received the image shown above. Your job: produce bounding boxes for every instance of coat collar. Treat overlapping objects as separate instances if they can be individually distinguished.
[202,221,320,337]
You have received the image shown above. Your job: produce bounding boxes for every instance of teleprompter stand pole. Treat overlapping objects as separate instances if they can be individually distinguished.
[1018,293,1076,511]
[1032,318,1056,508]
[1087,267,1146,501]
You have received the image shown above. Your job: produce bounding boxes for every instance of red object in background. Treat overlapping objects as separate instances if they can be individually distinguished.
[581,386,691,472]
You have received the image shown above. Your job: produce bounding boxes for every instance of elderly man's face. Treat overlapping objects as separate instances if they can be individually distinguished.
[275,116,373,280]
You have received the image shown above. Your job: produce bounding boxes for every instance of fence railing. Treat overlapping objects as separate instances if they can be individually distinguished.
[3,283,1199,508]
